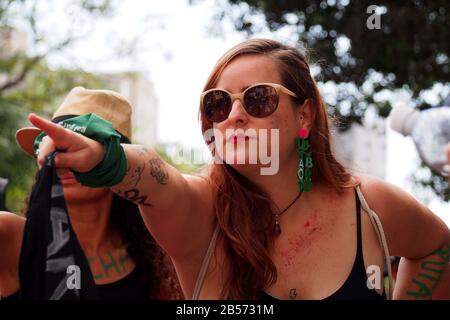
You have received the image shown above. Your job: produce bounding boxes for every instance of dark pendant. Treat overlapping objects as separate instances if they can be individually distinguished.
[274,222,281,236]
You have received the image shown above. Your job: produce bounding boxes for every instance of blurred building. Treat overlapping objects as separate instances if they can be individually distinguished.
[101,72,158,146]
[0,28,158,146]
[332,118,387,179]
[0,28,27,88]
[0,27,27,58]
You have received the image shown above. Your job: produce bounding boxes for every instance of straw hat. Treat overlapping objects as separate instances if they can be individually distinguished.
[16,86,132,157]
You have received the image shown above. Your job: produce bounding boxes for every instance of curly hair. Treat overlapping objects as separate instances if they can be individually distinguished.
[109,194,182,299]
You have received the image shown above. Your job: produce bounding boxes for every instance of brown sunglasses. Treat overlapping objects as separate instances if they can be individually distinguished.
[201,83,300,123]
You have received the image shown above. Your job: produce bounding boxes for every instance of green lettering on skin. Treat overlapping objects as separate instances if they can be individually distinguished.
[99,251,121,277]
[406,245,450,299]
[407,279,432,299]
[87,256,104,280]
[420,260,446,274]
[119,254,132,273]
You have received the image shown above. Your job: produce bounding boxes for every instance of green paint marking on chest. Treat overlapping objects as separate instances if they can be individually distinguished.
[99,251,121,277]
[87,256,104,280]
[119,253,132,273]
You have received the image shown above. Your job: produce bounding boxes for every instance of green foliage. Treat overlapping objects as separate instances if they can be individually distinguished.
[0,61,105,213]
[0,0,114,213]
[155,143,206,175]
[0,95,33,213]
[224,0,449,96]
[410,162,449,203]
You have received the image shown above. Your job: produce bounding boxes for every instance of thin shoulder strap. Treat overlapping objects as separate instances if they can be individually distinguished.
[191,224,220,300]
[354,189,363,258]
[356,185,394,300]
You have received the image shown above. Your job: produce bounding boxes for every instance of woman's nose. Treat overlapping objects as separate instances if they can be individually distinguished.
[226,98,248,125]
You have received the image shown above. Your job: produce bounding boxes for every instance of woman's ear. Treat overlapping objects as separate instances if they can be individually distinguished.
[296,99,315,130]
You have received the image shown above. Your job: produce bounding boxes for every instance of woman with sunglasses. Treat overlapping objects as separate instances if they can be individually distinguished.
[26,39,449,300]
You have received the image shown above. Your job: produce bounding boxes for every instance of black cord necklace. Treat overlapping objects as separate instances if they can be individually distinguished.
[273,191,303,236]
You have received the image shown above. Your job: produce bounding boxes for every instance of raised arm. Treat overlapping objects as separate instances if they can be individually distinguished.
[110,144,215,261]
[28,113,215,268]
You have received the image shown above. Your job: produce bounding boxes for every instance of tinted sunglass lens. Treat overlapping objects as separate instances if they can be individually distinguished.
[204,90,231,122]
[244,85,278,117]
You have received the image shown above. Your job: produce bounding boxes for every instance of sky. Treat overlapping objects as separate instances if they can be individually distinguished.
[18,0,449,224]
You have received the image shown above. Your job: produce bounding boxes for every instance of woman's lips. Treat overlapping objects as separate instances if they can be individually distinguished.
[57,171,78,185]
[227,135,254,144]
[60,177,77,185]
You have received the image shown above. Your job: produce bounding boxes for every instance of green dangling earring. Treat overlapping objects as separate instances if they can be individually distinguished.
[295,128,313,192]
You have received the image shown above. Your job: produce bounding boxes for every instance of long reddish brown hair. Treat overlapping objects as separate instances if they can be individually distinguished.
[199,38,358,299]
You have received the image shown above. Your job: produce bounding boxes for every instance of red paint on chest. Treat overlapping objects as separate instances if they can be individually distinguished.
[278,211,321,268]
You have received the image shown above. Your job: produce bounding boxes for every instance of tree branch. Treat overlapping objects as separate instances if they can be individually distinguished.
[0,55,41,93]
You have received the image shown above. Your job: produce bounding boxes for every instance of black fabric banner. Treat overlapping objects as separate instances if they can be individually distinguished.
[18,151,99,299]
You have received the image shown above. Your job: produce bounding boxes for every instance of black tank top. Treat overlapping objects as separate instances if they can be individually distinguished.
[261,189,385,300]
[1,265,148,300]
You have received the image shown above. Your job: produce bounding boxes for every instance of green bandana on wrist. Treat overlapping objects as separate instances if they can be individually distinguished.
[34,113,128,187]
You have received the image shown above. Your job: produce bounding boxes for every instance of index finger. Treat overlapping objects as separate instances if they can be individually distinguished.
[28,113,71,147]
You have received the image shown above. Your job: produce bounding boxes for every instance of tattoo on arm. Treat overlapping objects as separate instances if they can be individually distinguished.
[137,146,149,157]
[111,148,167,206]
[113,187,152,207]
[119,161,145,188]
[406,245,450,299]
[289,289,298,300]
[127,164,145,188]
[149,158,168,185]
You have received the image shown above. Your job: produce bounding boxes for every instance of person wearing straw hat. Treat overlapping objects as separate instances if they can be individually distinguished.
[17,40,450,300]
[0,87,181,300]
